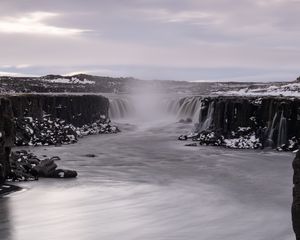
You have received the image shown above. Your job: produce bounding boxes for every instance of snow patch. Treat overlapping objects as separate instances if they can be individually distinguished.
[42,77,95,85]
[214,82,300,97]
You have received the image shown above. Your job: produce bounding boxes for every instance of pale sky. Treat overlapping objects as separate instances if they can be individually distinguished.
[0,0,299,81]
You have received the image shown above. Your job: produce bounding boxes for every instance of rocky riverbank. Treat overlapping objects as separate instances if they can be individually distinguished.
[0,93,119,189]
[174,95,300,151]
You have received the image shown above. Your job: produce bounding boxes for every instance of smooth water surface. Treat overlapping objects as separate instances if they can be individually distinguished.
[0,119,294,240]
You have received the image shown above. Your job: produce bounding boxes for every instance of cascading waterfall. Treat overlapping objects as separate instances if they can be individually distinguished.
[198,101,214,132]
[166,96,203,123]
[267,112,278,146]
[267,111,288,147]
[165,96,215,132]
[109,98,134,119]
[277,111,287,147]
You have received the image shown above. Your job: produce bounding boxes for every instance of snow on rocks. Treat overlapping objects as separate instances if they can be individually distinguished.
[41,77,95,85]
[7,150,77,181]
[179,129,262,150]
[214,82,300,97]
[14,114,120,146]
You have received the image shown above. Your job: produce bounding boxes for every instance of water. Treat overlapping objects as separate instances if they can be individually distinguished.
[0,118,294,240]
[278,111,287,147]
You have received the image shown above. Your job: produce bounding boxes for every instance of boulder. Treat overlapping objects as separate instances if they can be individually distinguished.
[50,169,78,178]
[178,135,188,141]
[32,159,57,177]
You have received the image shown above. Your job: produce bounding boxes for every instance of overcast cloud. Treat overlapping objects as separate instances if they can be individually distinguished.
[0,0,299,81]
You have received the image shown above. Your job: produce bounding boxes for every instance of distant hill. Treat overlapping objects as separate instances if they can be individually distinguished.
[0,74,298,95]
[0,74,218,94]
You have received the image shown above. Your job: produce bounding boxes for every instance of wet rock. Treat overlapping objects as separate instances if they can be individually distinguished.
[8,150,77,181]
[50,156,61,161]
[84,154,97,158]
[50,169,78,178]
[185,143,197,147]
[178,135,188,141]
[0,164,4,185]
[293,150,300,240]
[0,184,22,196]
[32,159,57,177]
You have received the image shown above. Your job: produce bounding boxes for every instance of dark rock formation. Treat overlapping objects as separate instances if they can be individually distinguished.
[10,94,109,127]
[0,97,14,185]
[14,113,119,146]
[173,96,300,150]
[0,93,118,184]
[293,150,300,240]
[8,150,77,181]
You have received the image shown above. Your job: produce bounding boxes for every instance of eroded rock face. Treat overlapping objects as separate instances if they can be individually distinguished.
[293,150,300,239]
[10,94,109,127]
[0,97,14,185]
[0,94,112,184]
[175,96,300,150]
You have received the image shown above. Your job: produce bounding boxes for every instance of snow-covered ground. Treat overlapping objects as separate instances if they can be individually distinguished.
[41,77,95,84]
[214,82,300,97]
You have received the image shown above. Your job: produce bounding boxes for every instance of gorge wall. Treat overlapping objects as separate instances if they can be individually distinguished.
[0,97,14,184]
[9,94,109,127]
[0,94,110,185]
[170,95,300,149]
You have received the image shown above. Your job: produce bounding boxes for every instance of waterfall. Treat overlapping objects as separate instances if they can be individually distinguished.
[109,98,134,119]
[277,111,287,147]
[166,96,202,123]
[199,101,214,132]
[165,96,216,133]
[267,112,278,146]
[192,101,203,124]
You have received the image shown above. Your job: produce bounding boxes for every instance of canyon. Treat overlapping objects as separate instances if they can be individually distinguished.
[0,76,298,239]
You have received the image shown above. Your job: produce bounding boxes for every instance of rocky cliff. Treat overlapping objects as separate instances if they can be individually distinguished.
[173,96,300,150]
[9,94,109,126]
[0,94,111,185]
[0,97,14,184]
[293,151,300,239]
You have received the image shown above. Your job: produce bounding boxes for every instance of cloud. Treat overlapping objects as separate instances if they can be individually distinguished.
[140,9,223,26]
[0,0,299,81]
[0,12,89,36]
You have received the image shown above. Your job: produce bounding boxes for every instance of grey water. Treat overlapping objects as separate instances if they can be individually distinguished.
[0,116,294,240]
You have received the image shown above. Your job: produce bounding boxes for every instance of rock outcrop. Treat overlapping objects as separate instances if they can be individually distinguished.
[293,151,300,239]
[0,97,14,185]
[0,93,114,185]
[10,94,109,126]
[172,96,300,150]
[8,150,77,181]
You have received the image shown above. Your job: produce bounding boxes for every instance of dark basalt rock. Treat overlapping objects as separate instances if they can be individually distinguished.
[0,94,120,185]
[0,184,22,196]
[10,94,109,127]
[32,159,58,177]
[84,154,97,158]
[293,150,300,240]
[0,97,14,185]
[8,150,77,181]
[51,169,78,178]
[178,135,188,141]
[184,143,197,147]
[176,95,300,150]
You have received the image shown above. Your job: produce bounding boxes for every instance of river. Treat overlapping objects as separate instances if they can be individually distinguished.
[0,118,295,240]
